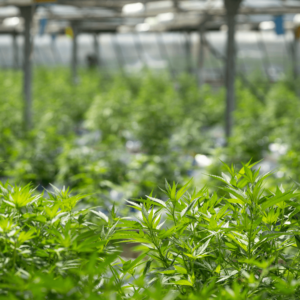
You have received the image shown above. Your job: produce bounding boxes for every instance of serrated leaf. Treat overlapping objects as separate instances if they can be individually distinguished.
[174,280,193,286]
[261,192,296,211]
[159,269,176,274]
[204,174,228,184]
[217,270,239,282]
[90,209,109,223]
[174,265,187,274]
[221,172,231,184]
[146,196,166,208]
[215,265,221,274]
[143,260,152,276]
[180,198,198,217]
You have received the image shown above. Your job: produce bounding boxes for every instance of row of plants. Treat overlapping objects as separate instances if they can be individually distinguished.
[0,68,224,204]
[0,162,300,299]
[195,75,300,192]
[0,68,300,204]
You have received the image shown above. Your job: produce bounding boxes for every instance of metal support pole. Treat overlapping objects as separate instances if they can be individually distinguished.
[294,38,299,80]
[132,33,144,69]
[224,0,242,139]
[12,32,19,69]
[71,22,79,84]
[198,22,206,86]
[184,32,192,74]
[135,33,149,69]
[155,33,175,79]
[0,46,5,67]
[93,33,101,69]
[293,33,300,96]
[20,6,34,131]
[257,31,272,82]
[112,34,125,75]
[173,0,179,11]
[49,35,57,65]
[52,35,63,65]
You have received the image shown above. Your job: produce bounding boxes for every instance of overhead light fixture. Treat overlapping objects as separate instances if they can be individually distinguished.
[3,17,20,27]
[118,25,133,33]
[136,23,150,32]
[145,17,158,26]
[259,21,275,31]
[294,14,300,25]
[122,2,144,14]
[157,12,174,22]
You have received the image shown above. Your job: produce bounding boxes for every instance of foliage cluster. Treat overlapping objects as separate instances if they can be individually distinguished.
[228,79,299,165]
[0,68,223,202]
[199,76,300,191]
[1,68,300,203]
[1,163,300,299]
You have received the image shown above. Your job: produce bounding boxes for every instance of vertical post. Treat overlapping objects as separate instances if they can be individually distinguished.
[293,36,299,80]
[294,33,300,97]
[156,33,175,79]
[257,31,272,82]
[93,33,100,69]
[293,23,300,96]
[135,33,149,69]
[224,0,242,139]
[112,34,125,75]
[184,32,192,74]
[20,6,34,131]
[49,34,57,65]
[51,34,63,65]
[71,22,79,84]
[198,22,206,86]
[12,32,19,69]
[173,0,179,11]
[132,34,144,68]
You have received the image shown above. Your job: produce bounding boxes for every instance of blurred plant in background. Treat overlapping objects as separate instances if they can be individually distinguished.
[0,68,224,205]
[1,67,300,207]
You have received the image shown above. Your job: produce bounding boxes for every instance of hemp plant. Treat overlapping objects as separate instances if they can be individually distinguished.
[115,161,300,299]
[1,162,300,299]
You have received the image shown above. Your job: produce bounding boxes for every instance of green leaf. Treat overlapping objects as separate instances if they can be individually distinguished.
[174,265,187,274]
[174,280,193,286]
[18,229,36,245]
[124,253,148,273]
[159,269,176,274]
[217,270,239,283]
[176,179,192,200]
[143,260,152,276]
[171,182,177,199]
[196,238,211,255]
[261,192,296,211]
[90,209,109,223]
[126,200,141,211]
[295,235,300,249]
[221,172,231,184]
[204,174,228,184]
[222,187,249,205]
[35,215,47,223]
[180,198,199,218]
[146,196,166,208]
[215,265,221,274]
[226,198,244,205]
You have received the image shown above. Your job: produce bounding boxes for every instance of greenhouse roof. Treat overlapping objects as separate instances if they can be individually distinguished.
[2,0,299,137]
[0,0,300,34]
